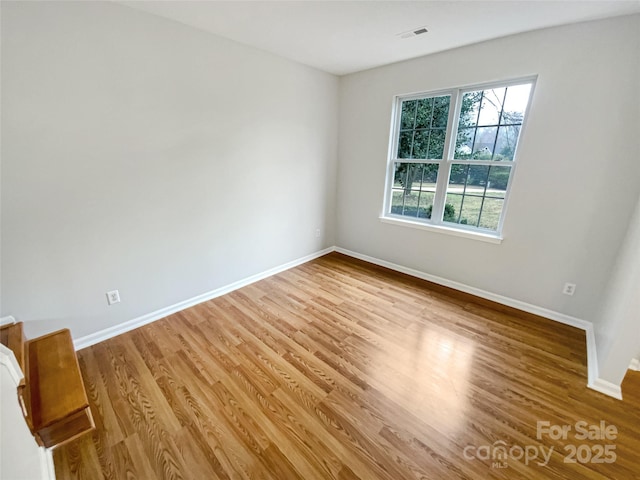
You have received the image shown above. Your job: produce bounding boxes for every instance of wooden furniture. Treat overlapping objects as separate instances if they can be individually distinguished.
[0,322,94,448]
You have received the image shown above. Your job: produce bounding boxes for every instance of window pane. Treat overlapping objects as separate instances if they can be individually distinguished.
[432,96,450,128]
[478,198,504,230]
[454,82,532,161]
[502,84,531,123]
[412,130,429,158]
[396,95,450,160]
[398,131,413,158]
[391,190,405,215]
[494,125,520,161]
[417,192,435,218]
[428,129,446,159]
[422,162,439,184]
[418,164,438,218]
[400,190,421,217]
[392,162,419,191]
[486,165,510,193]
[455,128,474,159]
[459,92,481,128]
[472,127,497,159]
[391,163,422,200]
[459,200,480,227]
[390,163,437,219]
[400,100,417,130]
[415,98,433,129]
[405,163,422,190]
[445,164,511,230]
[444,194,463,223]
[477,87,506,126]
[393,162,407,187]
[449,164,469,185]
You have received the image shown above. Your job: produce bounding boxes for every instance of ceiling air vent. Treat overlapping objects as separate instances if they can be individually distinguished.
[396,26,429,39]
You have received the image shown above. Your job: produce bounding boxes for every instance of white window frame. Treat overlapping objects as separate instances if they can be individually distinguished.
[381,76,537,243]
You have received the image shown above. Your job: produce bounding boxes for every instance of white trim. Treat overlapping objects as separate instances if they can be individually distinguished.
[74,247,335,350]
[71,244,622,400]
[0,344,24,386]
[588,378,623,400]
[629,358,640,371]
[40,449,56,480]
[585,324,598,388]
[1,347,54,479]
[380,216,503,244]
[0,315,16,327]
[334,247,591,330]
[382,76,537,239]
[581,325,622,400]
[333,247,626,399]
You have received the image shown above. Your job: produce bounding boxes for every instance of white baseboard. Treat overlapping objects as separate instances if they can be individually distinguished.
[41,448,55,480]
[0,315,16,327]
[630,358,640,371]
[333,247,623,400]
[71,245,623,400]
[334,248,592,330]
[588,378,623,400]
[74,247,335,350]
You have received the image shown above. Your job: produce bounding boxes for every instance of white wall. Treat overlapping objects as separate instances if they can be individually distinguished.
[2,1,638,376]
[1,1,338,339]
[337,15,640,324]
[595,193,640,385]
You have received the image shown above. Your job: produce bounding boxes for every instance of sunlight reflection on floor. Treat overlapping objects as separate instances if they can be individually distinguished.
[372,323,475,436]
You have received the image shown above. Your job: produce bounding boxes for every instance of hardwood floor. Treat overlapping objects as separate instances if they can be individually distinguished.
[54,252,640,479]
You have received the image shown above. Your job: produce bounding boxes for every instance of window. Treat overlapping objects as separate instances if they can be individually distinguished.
[382,78,535,240]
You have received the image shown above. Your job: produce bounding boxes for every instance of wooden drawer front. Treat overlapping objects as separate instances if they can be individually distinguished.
[37,406,95,448]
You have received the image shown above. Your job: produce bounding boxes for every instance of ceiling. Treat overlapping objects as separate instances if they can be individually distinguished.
[120,1,640,75]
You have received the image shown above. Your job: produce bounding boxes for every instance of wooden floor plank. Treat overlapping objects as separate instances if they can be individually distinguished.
[55,252,640,479]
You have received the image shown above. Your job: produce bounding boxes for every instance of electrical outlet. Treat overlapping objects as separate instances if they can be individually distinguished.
[562,283,576,296]
[106,290,121,305]
[315,228,321,238]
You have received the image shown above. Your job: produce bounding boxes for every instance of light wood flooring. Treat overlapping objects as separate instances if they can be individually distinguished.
[54,252,640,479]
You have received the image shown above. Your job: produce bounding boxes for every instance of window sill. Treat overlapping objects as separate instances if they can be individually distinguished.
[379,216,503,244]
